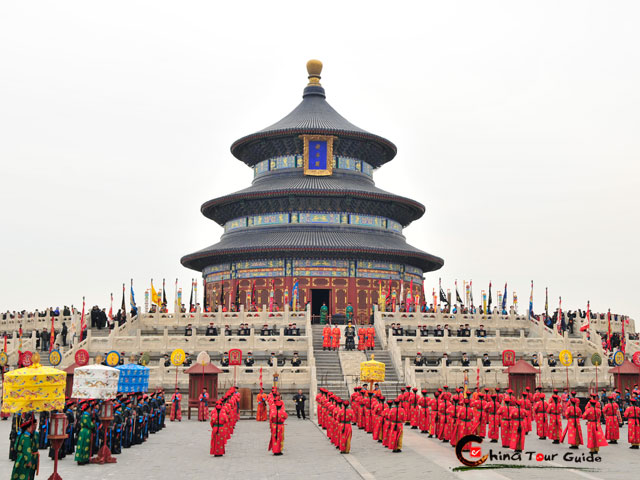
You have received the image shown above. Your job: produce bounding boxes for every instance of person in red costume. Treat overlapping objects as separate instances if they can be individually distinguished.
[546,390,563,444]
[357,328,366,351]
[418,389,429,434]
[257,387,268,422]
[268,400,288,455]
[602,394,622,444]
[561,397,583,449]
[331,325,341,351]
[498,397,511,448]
[210,402,229,457]
[322,325,331,351]
[338,400,354,453]
[170,387,182,422]
[372,395,384,441]
[509,398,527,452]
[198,387,210,422]
[624,398,640,449]
[386,399,405,452]
[582,396,608,454]
[484,392,500,443]
[366,325,375,350]
[532,392,548,439]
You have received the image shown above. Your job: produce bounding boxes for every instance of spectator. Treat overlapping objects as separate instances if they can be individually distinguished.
[291,352,301,367]
[482,353,491,367]
[163,354,171,367]
[261,324,271,336]
[224,325,232,336]
[268,352,277,366]
[461,353,470,366]
[205,323,217,336]
[464,324,471,337]
[290,323,300,336]
[441,353,451,366]
[220,352,229,367]
[531,354,539,366]
[244,352,255,367]
[576,353,585,367]
[414,352,424,366]
[548,353,557,367]
[456,324,465,337]
[185,324,193,337]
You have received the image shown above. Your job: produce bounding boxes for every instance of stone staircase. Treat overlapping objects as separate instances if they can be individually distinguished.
[312,325,349,399]
[369,348,403,399]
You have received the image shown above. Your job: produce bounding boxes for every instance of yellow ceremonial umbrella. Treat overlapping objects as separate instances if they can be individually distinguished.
[360,354,385,391]
[1,353,66,413]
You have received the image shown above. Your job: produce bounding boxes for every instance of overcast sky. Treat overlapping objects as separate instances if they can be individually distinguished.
[1,1,638,320]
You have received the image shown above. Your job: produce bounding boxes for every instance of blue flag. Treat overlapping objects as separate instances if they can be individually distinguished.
[291,281,299,308]
[502,283,507,311]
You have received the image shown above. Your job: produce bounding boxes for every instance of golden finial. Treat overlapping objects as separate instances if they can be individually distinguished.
[370,354,375,361]
[32,352,41,365]
[306,59,322,86]
[95,355,104,365]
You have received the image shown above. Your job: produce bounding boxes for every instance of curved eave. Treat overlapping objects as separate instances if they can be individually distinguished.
[201,190,425,227]
[181,228,444,274]
[230,129,397,168]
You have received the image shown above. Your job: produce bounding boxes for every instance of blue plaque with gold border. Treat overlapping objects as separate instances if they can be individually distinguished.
[301,134,334,176]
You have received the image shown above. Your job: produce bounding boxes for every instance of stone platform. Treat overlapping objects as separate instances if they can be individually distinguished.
[0,418,639,479]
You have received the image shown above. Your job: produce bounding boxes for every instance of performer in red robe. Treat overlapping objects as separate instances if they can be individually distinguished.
[366,326,375,350]
[268,400,288,455]
[331,326,341,351]
[357,328,366,351]
[509,399,527,452]
[382,400,393,448]
[372,395,384,441]
[170,388,182,422]
[210,403,229,456]
[418,389,429,433]
[338,401,353,453]
[484,392,500,443]
[429,389,441,437]
[602,395,622,443]
[546,390,563,444]
[448,397,460,447]
[561,397,583,448]
[471,393,486,438]
[582,397,608,453]
[498,398,511,448]
[256,388,268,421]
[454,398,474,449]
[532,392,548,439]
[624,399,640,448]
[322,326,331,351]
[386,400,405,452]
[438,391,452,441]
[198,388,210,422]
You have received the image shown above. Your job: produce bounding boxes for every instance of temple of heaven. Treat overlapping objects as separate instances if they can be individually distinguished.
[181,60,444,322]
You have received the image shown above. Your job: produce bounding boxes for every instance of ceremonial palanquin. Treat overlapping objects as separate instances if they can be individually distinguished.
[71,365,120,399]
[2,363,66,413]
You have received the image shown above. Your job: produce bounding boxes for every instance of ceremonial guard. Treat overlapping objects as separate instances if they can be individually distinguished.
[624,399,640,448]
[344,322,356,351]
[75,403,95,465]
[198,387,210,422]
[533,392,548,439]
[331,325,341,351]
[11,413,38,480]
[268,400,288,455]
[322,325,331,351]
[346,303,354,323]
[319,303,328,325]
[210,402,229,457]
[561,397,583,449]
[546,390,563,444]
[170,388,182,422]
[386,400,404,452]
[603,394,622,444]
[338,400,353,453]
[582,396,608,454]
[256,388,268,421]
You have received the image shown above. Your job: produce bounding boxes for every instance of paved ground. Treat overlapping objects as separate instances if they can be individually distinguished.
[0,418,639,479]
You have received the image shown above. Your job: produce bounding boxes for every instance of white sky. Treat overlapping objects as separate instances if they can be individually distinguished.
[1,1,638,320]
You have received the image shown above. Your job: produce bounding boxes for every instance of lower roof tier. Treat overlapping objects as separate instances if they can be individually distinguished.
[180,226,444,273]
[202,171,425,227]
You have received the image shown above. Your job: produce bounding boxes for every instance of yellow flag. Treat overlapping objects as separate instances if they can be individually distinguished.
[151,281,160,306]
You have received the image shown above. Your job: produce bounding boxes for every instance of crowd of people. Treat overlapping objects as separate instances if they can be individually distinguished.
[10,390,168,478]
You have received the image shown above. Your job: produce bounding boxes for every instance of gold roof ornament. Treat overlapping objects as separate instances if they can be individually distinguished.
[306,59,322,86]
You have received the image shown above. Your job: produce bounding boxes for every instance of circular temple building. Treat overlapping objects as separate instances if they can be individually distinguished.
[181,60,444,322]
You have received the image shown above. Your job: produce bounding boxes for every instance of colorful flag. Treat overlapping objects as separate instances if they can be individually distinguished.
[469,280,474,307]
[234,282,240,310]
[151,280,161,306]
[607,309,612,351]
[580,301,590,332]
[502,283,507,311]
[121,283,126,317]
[291,280,299,310]
[455,280,463,304]
[557,297,563,334]
[487,282,492,312]
[162,278,167,306]
[407,279,413,310]
[80,296,86,332]
[18,326,22,354]
[50,316,55,352]
[482,290,487,313]
[130,279,137,316]
[621,314,626,353]
[544,287,548,318]
[108,293,114,324]
[3,333,6,353]
[219,282,225,309]
[251,280,256,307]
[269,280,275,312]
[528,281,534,318]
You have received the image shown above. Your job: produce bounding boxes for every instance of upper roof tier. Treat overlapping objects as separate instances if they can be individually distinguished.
[230,60,397,168]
